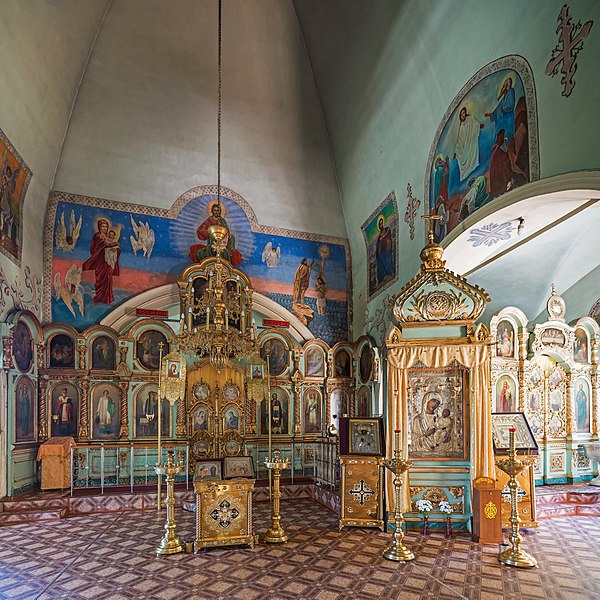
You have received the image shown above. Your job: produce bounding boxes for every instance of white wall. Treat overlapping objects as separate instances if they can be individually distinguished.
[0,0,108,316]
[53,0,345,237]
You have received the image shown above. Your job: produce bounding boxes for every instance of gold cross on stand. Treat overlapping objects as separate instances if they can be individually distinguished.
[421,210,442,245]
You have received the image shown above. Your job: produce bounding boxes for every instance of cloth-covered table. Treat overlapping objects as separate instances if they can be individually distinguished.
[37,437,76,490]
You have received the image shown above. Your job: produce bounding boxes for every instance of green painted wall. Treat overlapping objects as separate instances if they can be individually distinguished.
[296,0,600,335]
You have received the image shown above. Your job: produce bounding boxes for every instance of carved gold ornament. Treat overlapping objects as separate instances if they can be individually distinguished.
[484,501,498,519]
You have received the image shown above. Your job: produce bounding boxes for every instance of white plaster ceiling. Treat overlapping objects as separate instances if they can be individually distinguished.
[444,190,600,322]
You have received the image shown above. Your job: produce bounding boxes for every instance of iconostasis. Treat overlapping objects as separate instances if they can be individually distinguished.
[490,290,599,487]
[0,306,378,496]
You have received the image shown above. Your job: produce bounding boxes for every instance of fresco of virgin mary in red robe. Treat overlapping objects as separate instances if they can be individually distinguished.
[82,219,121,304]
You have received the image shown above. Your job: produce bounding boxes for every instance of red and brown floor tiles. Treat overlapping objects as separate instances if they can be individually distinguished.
[0,499,598,600]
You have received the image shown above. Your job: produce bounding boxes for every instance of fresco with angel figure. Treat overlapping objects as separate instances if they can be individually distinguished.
[426,57,538,243]
[48,189,350,345]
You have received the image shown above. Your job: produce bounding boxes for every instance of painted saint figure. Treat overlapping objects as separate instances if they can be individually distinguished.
[576,383,590,432]
[411,393,442,452]
[485,77,516,143]
[55,387,75,436]
[82,219,121,304]
[498,381,514,413]
[315,275,328,315]
[96,389,116,434]
[461,176,491,219]
[188,202,242,266]
[454,106,484,181]
[293,258,316,306]
[375,214,393,285]
[304,391,320,434]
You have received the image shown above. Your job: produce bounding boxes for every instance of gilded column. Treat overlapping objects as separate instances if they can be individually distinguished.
[591,339,598,437]
[293,381,302,435]
[78,339,86,371]
[38,377,48,440]
[2,336,13,369]
[119,380,130,439]
[176,393,187,438]
[517,331,528,412]
[37,342,45,370]
[565,372,573,436]
[79,379,90,439]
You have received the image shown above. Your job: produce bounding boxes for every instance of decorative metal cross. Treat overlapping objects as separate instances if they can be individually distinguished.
[404,183,421,241]
[210,499,240,528]
[421,209,442,244]
[545,4,593,97]
[349,479,375,505]
[501,484,527,503]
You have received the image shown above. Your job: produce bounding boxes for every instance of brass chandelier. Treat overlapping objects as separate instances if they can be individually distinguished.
[176,0,256,371]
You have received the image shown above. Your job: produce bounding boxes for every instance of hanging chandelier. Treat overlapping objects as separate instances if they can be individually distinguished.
[175,0,256,371]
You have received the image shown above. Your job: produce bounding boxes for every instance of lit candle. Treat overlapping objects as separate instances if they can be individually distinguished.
[241,310,246,332]
[206,306,210,331]
[225,308,229,331]
[394,429,400,455]
[509,427,516,455]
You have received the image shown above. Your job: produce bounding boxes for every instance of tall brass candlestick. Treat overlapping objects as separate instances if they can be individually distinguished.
[383,430,415,562]
[261,449,289,544]
[157,342,164,511]
[496,428,537,568]
[155,451,185,555]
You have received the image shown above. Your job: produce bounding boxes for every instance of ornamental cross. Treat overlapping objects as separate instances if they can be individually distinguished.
[421,209,442,245]
[501,484,526,503]
[545,4,593,97]
[210,499,240,528]
[404,183,421,241]
[349,479,375,505]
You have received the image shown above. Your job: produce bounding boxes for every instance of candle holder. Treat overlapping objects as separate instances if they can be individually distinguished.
[496,429,537,568]
[155,451,185,555]
[382,431,415,562]
[261,449,290,544]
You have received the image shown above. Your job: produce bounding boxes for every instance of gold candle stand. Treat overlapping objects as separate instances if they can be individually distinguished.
[155,451,185,555]
[383,431,415,562]
[261,449,289,544]
[496,428,537,568]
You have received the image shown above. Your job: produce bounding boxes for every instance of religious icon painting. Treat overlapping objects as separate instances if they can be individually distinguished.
[193,382,210,402]
[304,346,325,378]
[192,404,210,432]
[192,437,211,459]
[90,335,116,371]
[329,387,351,434]
[359,345,373,383]
[15,375,36,442]
[223,384,239,402]
[260,337,289,376]
[133,383,170,438]
[12,321,34,373]
[166,360,181,378]
[574,377,591,434]
[349,418,382,456]
[259,387,290,436]
[356,386,371,417]
[223,439,242,456]
[194,460,222,481]
[135,329,169,371]
[50,382,79,438]
[425,56,537,243]
[49,333,75,369]
[90,383,120,440]
[250,364,264,380]
[407,366,467,460]
[496,320,516,359]
[574,328,589,363]
[495,374,517,413]
[302,388,322,436]
[223,405,241,432]
[362,191,399,301]
[334,349,352,378]
[223,456,255,479]
[0,126,32,265]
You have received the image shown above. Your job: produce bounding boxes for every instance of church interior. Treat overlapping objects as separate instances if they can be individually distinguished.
[0,1,599,599]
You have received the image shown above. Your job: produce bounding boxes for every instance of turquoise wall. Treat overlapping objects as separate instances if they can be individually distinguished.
[296,0,600,335]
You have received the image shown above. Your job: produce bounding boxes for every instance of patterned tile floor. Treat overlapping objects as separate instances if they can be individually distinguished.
[0,500,598,600]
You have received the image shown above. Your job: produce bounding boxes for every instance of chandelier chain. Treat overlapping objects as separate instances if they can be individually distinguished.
[217,0,222,205]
